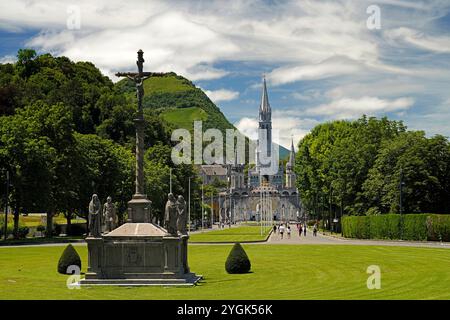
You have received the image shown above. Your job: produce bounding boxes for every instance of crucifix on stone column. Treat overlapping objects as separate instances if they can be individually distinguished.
[115,49,165,223]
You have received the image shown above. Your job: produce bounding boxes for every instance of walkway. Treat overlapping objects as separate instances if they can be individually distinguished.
[267,224,450,249]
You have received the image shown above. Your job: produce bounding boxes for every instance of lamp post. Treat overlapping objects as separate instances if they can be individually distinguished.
[201,182,204,232]
[169,168,172,194]
[210,190,213,228]
[399,167,405,215]
[3,170,10,241]
[188,176,191,234]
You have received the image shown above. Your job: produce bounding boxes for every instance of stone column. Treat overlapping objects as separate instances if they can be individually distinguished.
[127,112,152,223]
[135,113,145,196]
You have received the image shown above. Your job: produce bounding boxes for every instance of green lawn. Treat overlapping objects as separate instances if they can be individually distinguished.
[0,214,86,227]
[1,244,450,299]
[189,226,272,243]
[143,74,193,95]
[161,107,208,130]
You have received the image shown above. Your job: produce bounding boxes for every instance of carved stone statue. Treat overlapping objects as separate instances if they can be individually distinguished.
[177,195,187,235]
[88,194,102,237]
[103,196,117,233]
[165,193,178,235]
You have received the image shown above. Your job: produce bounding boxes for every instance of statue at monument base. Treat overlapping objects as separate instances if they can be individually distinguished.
[80,192,200,286]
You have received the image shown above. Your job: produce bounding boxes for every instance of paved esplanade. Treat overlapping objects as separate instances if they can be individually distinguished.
[268,225,338,245]
[267,224,450,249]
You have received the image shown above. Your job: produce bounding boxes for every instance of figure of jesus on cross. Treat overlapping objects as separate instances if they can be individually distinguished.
[115,50,165,223]
[116,49,164,113]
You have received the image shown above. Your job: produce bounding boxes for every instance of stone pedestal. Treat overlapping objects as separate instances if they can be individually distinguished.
[79,223,201,286]
[127,194,152,223]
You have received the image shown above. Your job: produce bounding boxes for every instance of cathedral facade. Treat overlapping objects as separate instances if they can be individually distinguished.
[224,77,301,223]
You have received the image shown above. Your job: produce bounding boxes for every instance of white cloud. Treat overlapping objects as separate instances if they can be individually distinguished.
[267,57,363,86]
[385,27,450,53]
[306,96,415,119]
[0,55,16,64]
[24,9,239,82]
[204,89,239,103]
[235,113,318,149]
[235,117,258,141]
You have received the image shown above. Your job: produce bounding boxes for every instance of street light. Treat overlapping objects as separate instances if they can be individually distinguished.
[188,176,191,235]
[3,170,10,241]
[399,167,405,215]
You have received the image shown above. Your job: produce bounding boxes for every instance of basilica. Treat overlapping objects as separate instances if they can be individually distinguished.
[201,77,301,223]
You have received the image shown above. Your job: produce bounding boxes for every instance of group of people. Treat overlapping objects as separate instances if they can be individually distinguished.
[272,221,319,240]
[274,223,292,239]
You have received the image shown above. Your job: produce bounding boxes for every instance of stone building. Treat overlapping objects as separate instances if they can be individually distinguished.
[201,77,301,224]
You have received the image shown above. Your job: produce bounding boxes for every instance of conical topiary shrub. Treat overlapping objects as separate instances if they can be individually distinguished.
[225,243,251,274]
[57,244,81,274]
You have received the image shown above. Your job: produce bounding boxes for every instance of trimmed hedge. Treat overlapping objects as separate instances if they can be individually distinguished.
[57,244,82,274]
[342,214,450,241]
[225,243,251,274]
[427,215,450,242]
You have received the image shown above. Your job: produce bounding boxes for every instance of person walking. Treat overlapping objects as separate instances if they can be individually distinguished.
[279,224,285,239]
[273,224,277,235]
[313,223,318,237]
[303,224,307,236]
[287,225,291,239]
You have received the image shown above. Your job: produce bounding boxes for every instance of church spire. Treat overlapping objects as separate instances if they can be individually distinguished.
[259,75,271,120]
[287,137,295,170]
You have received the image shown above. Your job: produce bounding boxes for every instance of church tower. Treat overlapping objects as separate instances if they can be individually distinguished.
[285,138,296,188]
[256,76,272,178]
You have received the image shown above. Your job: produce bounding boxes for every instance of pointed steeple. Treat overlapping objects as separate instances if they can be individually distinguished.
[259,75,271,120]
[287,137,295,170]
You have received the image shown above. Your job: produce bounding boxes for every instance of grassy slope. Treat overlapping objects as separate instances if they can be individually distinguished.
[160,107,207,130]
[116,73,234,131]
[189,226,272,242]
[1,244,450,299]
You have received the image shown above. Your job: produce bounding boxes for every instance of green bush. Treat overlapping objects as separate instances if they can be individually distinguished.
[427,215,450,242]
[225,243,251,274]
[0,220,29,239]
[369,214,401,239]
[15,226,29,239]
[342,214,444,241]
[57,244,82,274]
[402,214,428,241]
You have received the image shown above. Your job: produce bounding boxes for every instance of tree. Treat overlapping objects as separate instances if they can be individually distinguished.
[0,106,55,238]
[363,132,450,214]
[74,133,134,223]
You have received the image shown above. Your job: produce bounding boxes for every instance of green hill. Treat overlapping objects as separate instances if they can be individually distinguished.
[116,72,234,133]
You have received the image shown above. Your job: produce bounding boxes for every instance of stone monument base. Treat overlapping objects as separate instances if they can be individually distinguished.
[79,223,202,286]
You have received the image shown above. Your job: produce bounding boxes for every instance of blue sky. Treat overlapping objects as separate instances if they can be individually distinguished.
[1,0,450,148]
